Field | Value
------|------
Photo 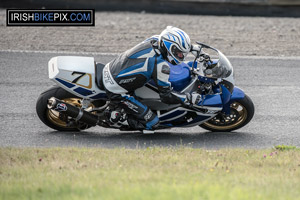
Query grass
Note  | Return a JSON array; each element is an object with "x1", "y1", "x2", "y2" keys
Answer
[
  {"x1": 0, "y1": 147, "x2": 300, "y2": 200},
  {"x1": 274, "y1": 145, "x2": 297, "y2": 151}
]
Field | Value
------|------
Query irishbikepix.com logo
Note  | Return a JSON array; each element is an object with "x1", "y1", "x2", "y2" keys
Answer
[{"x1": 7, "y1": 9, "x2": 95, "y2": 26}]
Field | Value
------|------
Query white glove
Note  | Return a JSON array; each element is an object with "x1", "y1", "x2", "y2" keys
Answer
[
  {"x1": 191, "y1": 44, "x2": 201, "y2": 52},
  {"x1": 191, "y1": 44, "x2": 201, "y2": 57},
  {"x1": 191, "y1": 45, "x2": 210, "y2": 60}
]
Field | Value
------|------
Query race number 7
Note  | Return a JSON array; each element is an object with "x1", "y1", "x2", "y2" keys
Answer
[{"x1": 71, "y1": 71, "x2": 86, "y2": 83}]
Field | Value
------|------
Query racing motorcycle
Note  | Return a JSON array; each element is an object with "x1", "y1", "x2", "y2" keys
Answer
[{"x1": 36, "y1": 42, "x2": 254, "y2": 133}]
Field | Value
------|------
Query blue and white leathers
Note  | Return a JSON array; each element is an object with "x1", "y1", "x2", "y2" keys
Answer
[{"x1": 102, "y1": 36, "x2": 188, "y2": 130}]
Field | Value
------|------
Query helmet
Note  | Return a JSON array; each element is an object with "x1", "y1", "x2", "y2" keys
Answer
[{"x1": 159, "y1": 26, "x2": 191, "y2": 65}]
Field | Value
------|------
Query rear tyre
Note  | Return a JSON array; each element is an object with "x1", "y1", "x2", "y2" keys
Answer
[
  {"x1": 200, "y1": 94, "x2": 254, "y2": 132},
  {"x1": 36, "y1": 86, "x2": 105, "y2": 131}
]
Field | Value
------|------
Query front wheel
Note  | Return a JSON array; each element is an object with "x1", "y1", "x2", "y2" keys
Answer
[{"x1": 200, "y1": 94, "x2": 254, "y2": 132}]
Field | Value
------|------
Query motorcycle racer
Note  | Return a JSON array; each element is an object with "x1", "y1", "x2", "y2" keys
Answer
[{"x1": 102, "y1": 26, "x2": 201, "y2": 130}]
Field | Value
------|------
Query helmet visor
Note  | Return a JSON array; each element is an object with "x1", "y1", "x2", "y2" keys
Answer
[{"x1": 171, "y1": 45, "x2": 186, "y2": 61}]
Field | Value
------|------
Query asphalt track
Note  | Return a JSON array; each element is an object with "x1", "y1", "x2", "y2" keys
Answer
[{"x1": 0, "y1": 51, "x2": 299, "y2": 149}]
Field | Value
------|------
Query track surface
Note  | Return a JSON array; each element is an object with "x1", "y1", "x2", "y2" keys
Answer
[{"x1": 0, "y1": 51, "x2": 299, "y2": 148}]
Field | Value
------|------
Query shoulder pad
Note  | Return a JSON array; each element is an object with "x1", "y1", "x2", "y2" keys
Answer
[{"x1": 161, "y1": 64, "x2": 170, "y2": 74}]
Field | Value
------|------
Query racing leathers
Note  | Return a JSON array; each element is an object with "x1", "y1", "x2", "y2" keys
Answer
[{"x1": 102, "y1": 36, "x2": 188, "y2": 130}]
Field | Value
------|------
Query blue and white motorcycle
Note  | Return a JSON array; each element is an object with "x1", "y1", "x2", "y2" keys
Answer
[{"x1": 36, "y1": 42, "x2": 254, "y2": 133}]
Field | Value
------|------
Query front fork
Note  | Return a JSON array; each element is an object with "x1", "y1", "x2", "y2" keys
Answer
[{"x1": 221, "y1": 85, "x2": 245, "y2": 115}]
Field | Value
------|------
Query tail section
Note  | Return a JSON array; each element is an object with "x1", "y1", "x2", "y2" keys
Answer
[{"x1": 48, "y1": 56, "x2": 107, "y2": 99}]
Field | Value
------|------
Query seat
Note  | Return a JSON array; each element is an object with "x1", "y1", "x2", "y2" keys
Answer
[{"x1": 95, "y1": 63, "x2": 105, "y2": 90}]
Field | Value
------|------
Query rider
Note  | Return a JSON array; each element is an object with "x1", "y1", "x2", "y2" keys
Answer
[{"x1": 102, "y1": 26, "x2": 201, "y2": 130}]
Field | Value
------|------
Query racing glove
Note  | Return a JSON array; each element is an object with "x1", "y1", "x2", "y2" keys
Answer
[
  {"x1": 190, "y1": 44, "x2": 201, "y2": 57},
  {"x1": 191, "y1": 44, "x2": 210, "y2": 61}
]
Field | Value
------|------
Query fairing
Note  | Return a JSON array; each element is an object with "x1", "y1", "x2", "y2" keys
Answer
[{"x1": 48, "y1": 56, "x2": 107, "y2": 99}]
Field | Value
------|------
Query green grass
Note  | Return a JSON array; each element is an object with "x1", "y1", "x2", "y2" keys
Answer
[
  {"x1": 274, "y1": 145, "x2": 297, "y2": 151},
  {"x1": 1, "y1": 147, "x2": 300, "y2": 200}
]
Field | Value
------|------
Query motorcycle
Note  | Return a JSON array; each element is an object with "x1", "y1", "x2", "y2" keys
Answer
[{"x1": 36, "y1": 42, "x2": 254, "y2": 133}]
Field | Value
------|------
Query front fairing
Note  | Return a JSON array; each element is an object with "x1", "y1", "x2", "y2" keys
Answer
[{"x1": 168, "y1": 45, "x2": 238, "y2": 113}]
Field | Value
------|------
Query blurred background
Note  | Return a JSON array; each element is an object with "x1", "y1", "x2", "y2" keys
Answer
[{"x1": 1, "y1": 0, "x2": 300, "y2": 17}]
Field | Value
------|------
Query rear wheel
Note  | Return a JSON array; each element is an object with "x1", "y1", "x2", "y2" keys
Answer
[
  {"x1": 200, "y1": 94, "x2": 254, "y2": 132},
  {"x1": 36, "y1": 86, "x2": 105, "y2": 131}
]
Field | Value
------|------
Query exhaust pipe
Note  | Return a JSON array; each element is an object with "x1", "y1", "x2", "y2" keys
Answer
[{"x1": 47, "y1": 97, "x2": 99, "y2": 126}]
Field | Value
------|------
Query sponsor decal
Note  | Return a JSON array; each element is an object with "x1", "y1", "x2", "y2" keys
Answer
[
  {"x1": 104, "y1": 68, "x2": 114, "y2": 85},
  {"x1": 144, "y1": 110, "x2": 153, "y2": 121},
  {"x1": 205, "y1": 110, "x2": 218, "y2": 114},
  {"x1": 123, "y1": 101, "x2": 139, "y2": 113},
  {"x1": 119, "y1": 77, "x2": 136, "y2": 84},
  {"x1": 7, "y1": 9, "x2": 95, "y2": 26},
  {"x1": 55, "y1": 103, "x2": 67, "y2": 111}
]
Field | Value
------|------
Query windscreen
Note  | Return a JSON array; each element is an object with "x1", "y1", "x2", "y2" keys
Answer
[
  {"x1": 202, "y1": 49, "x2": 233, "y2": 79},
  {"x1": 215, "y1": 50, "x2": 233, "y2": 78}
]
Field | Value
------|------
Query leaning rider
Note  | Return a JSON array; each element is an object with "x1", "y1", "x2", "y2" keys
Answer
[{"x1": 102, "y1": 26, "x2": 201, "y2": 130}]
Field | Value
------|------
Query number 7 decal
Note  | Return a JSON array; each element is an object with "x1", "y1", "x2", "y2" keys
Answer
[
  {"x1": 72, "y1": 71, "x2": 86, "y2": 83},
  {"x1": 71, "y1": 71, "x2": 92, "y2": 89}
]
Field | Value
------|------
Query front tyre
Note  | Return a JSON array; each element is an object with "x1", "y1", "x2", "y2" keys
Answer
[
  {"x1": 200, "y1": 94, "x2": 255, "y2": 132},
  {"x1": 36, "y1": 86, "x2": 100, "y2": 131}
]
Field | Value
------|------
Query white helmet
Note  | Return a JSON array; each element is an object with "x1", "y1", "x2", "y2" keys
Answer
[{"x1": 159, "y1": 26, "x2": 191, "y2": 65}]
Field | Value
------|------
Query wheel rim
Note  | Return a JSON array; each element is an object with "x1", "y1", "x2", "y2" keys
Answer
[
  {"x1": 46, "y1": 98, "x2": 94, "y2": 129},
  {"x1": 202, "y1": 101, "x2": 248, "y2": 131}
]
